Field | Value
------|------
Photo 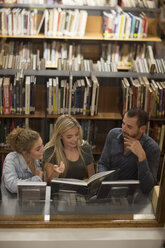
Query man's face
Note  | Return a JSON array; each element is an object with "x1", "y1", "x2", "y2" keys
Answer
[{"x1": 122, "y1": 113, "x2": 142, "y2": 139}]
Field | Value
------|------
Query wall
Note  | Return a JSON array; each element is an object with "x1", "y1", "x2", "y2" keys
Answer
[{"x1": 0, "y1": 227, "x2": 164, "y2": 248}]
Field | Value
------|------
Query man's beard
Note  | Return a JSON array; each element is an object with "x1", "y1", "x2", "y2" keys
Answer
[{"x1": 122, "y1": 130, "x2": 140, "y2": 139}]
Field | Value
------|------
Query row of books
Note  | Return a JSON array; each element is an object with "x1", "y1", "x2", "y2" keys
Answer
[
  {"x1": 0, "y1": 7, "x2": 88, "y2": 37},
  {"x1": 96, "y1": 59, "x2": 118, "y2": 72},
  {"x1": 132, "y1": 58, "x2": 165, "y2": 74},
  {"x1": 147, "y1": 123, "x2": 165, "y2": 152},
  {"x1": 131, "y1": 45, "x2": 165, "y2": 74},
  {"x1": 0, "y1": 73, "x2": 99, "y2": 116},
  {"x1": 101, "y1": 43, "x2": 149, "y2": 67},
  {"x1": 1, "y1": 0, "x2": 47, "y2": 3},
  {"x1": 1, "y1": 74, "x2": 165, "y2": 118},
  {"x1": 121, "y1": 77, "x2": 165, "y2": 118},
  {"x1": 103, "y1": 8, "x2": 148, "y2": 39},
  {"x1": 46, "y1": 75, "x2": 99, "y2": 116},
  {"x1": 43, "y1": 42, "x2": 83, "y2": 68},
  {"x1": 0, "y1": 0, "x2": 158, "y2": 8},
  {"x1": 1, "y1": 40, "x2": 162, "y2": 70},
  {"x1": 3, "y1": 52, "x2": 163, "y2": 72},
  {"x1": 53, "y1": 0, "x2": 159, "y2": 8},
  {"x1": 0, "y1": 73, "x2": 36, "y2": 115},
  {"x1": 0, "y1": 53, "x2": 46, "y2": 70},
  {"x1": 120, "y1": 0, "x2": 158, "y2": 8}
]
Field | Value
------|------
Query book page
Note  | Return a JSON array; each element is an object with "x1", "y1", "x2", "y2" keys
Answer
[{"x1": 87, "y1": 170, "x2": 115, "y2": 185}]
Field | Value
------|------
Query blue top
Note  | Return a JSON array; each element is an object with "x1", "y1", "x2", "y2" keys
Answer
[
  {"x1": 2, "y1": 152, "x2": 43, "y2": 194},
  {"x1": 98, "y1": 128, "x2": 160, "y2": 194}
]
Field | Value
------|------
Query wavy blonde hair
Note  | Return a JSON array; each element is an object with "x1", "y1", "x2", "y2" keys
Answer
[{"x1": 45, "y1": 114, "x2": 85, "y2": 177}]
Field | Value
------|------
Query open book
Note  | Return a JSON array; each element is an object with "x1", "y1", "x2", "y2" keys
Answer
[{"x1": 50, "y1": 170, "x2": 116, "y2": 198}]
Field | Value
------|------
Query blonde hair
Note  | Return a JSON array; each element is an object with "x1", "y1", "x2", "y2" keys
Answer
[
  {"x1": 6, "y1": 127, "x2": 40, "y2": 154},
  {"x1": 45, "y1": 114, "x2": 84, "y2": 177}
]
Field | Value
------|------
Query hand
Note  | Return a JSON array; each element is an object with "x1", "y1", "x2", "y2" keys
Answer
[
  {"x1": 35, "y1": 168, "x2": 43, "y2": 179},
  {"x1": 124, "y1": 136, "x2": 146, "y2": 162},
  {"x1": 53, "y1": 161, "x2": 65, "y2": 174}
]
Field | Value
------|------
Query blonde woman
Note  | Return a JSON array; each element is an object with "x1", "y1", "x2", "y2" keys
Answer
[
  {"x1": 44, "y1": 114, "x2": 95, "y2": 183},
  {"x1": 2, "y1": 127, "x2": 44, "y2": 194}
]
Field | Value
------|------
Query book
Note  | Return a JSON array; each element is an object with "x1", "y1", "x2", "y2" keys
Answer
[
  {"x1": 146, "y1": 45, "x2": 156, "y2": 73},
  {"x1": 151, "y1": 80, "x2": 158, "y2": 117},
  {"x1": 3, "y1": 77, "x2": 11, "y2": 114},
  {"x1": 29, "y1": 76, "x2": 36, "y2": 114},
  {"x1": 17, "y1": 181, "x2": 47, "y2": 202},
  {"x1": 156, "y1": 82, "x2": 163, "y2": 117},
  {"x1": 50, "y1": 170, "x2": 116, "y2": 199},
  {"x1": 25, "y1": 76, "x2": 30, "y2": 114},
  {"x1": 159, "y1": 124, "x2": 165, "y2": 152},
  {"x1": 0, "y1": 77, "x2": 3, "y2": 114},
  {"x1": 77, "y1": 10, "x2": 88, "y2": 37},
  {"x1": 142, "y1": 76, "x2": 150, "y2": 112},
  {"x1": 83, "y1": 77, "x2": 92, "y2": 116},
  {"x1": 160, "y1": 81, "x2": 165, "y2": 117},
  {"x1": 97, "y1": 180, "x2": 140, "y2": 201},
  {"x1": 90, "y1": 75, "x2": 99, "y2": 116}
]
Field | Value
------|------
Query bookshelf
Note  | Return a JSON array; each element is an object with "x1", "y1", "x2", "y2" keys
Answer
[{"x1": 0, "y1": 3, "x2": 165, "y2": 173}]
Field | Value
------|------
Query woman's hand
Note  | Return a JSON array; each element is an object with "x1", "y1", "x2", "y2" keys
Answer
[
  {"x1": 53, "y1": 161, "x2": 65, "y2": 174},
  {"x1": 44, "y1": 161, "x2": 65, "y2": 182}
]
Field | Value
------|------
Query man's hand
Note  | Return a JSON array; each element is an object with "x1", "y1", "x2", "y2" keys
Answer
[{"x1": 124, "y1": 136, "x2": 146, "y2": 162}]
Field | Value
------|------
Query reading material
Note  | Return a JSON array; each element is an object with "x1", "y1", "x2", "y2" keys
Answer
[
  {"x1": 51, "y1": 170, "x2": 116, "y2": 198},
  {"x1": 17, "y1": 181, "x2": 47, "y2": 201},
  {"x1": 97, "y1": 180, "x2": 140, "y2": 201}
]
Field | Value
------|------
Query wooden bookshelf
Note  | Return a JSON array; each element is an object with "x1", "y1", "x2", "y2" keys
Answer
[
  {"x1": 0, "y1": 4, "x2": 164, "y2": 164},
  {"x1": 0, "y1": 2, "x2": 165, "y2": 228}
]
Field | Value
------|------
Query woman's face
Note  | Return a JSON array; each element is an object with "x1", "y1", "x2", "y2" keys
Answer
[
  {"x1": 61, "y1": 126, "x2": 80, "y2": 149},
  {"x1": 29, "y1": 137, "x2": 44, "y2": 160}
]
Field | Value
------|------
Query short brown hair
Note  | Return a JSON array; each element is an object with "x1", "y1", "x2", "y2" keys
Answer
[{"x1": 127, "y1": 108, "x2": 148, "y2": 127}]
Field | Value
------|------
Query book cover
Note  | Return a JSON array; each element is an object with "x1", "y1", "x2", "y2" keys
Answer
[
  {"x1": 17, "y1": 181, "x2": 47, "y2": 201},
  {"x1": 90, "y1": 75, "x2": 99, "y2": 116},
  {"x1": 148, "y1": 86, "x2": 153, "y2": 119},
  {"x1": 25, "y1": 76, "x2": 30, "y2": 115},
  {"x1": 159, "y1": 124, "x2": 165, "y2": 152},
  {"x1": 160, "y1": 81, "x2": 165, "y2": 117},
  {"x1": 97, "y1": 180, "x2": 140, "y2": 202},
  {"x1": 68, "y1": 74, "x2": 72, "y2": 115},
  {"x1": 151, "y1": 80, "x2": 158, "y2": 117},
  {"x1": 146, "y1": 45, "x2": 156, "y2": 73},
  {"x1": 156, "y1": 82, "x2": 163, "y2": 117},
  {"x1": 128, "y1": 12, "x2": 136, "y2": 38},
  {"x1": 122, "y1": 77, "x2": 130, "y2": 114},
  {"x1": 30, "y1": 76, "x2": 36, "y2": 114},
  {"x1": 0, "y1": 77, "x2": 3, "y2": 114},
  {"x1": 3, "y1": 77, "x2": 11, "y2": 114},
  {"x1": 77, "y1": 10, "x2": 88, "y2": 37}
]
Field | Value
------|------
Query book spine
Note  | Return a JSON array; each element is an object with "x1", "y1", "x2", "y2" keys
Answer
[{"x1": 3, "y1": 77, "x2": 11, "y2": 114}]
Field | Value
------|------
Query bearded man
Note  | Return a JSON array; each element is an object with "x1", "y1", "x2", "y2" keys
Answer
[{"x1": 98, "y1": 108, "x2": 160, "y2": 194}]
